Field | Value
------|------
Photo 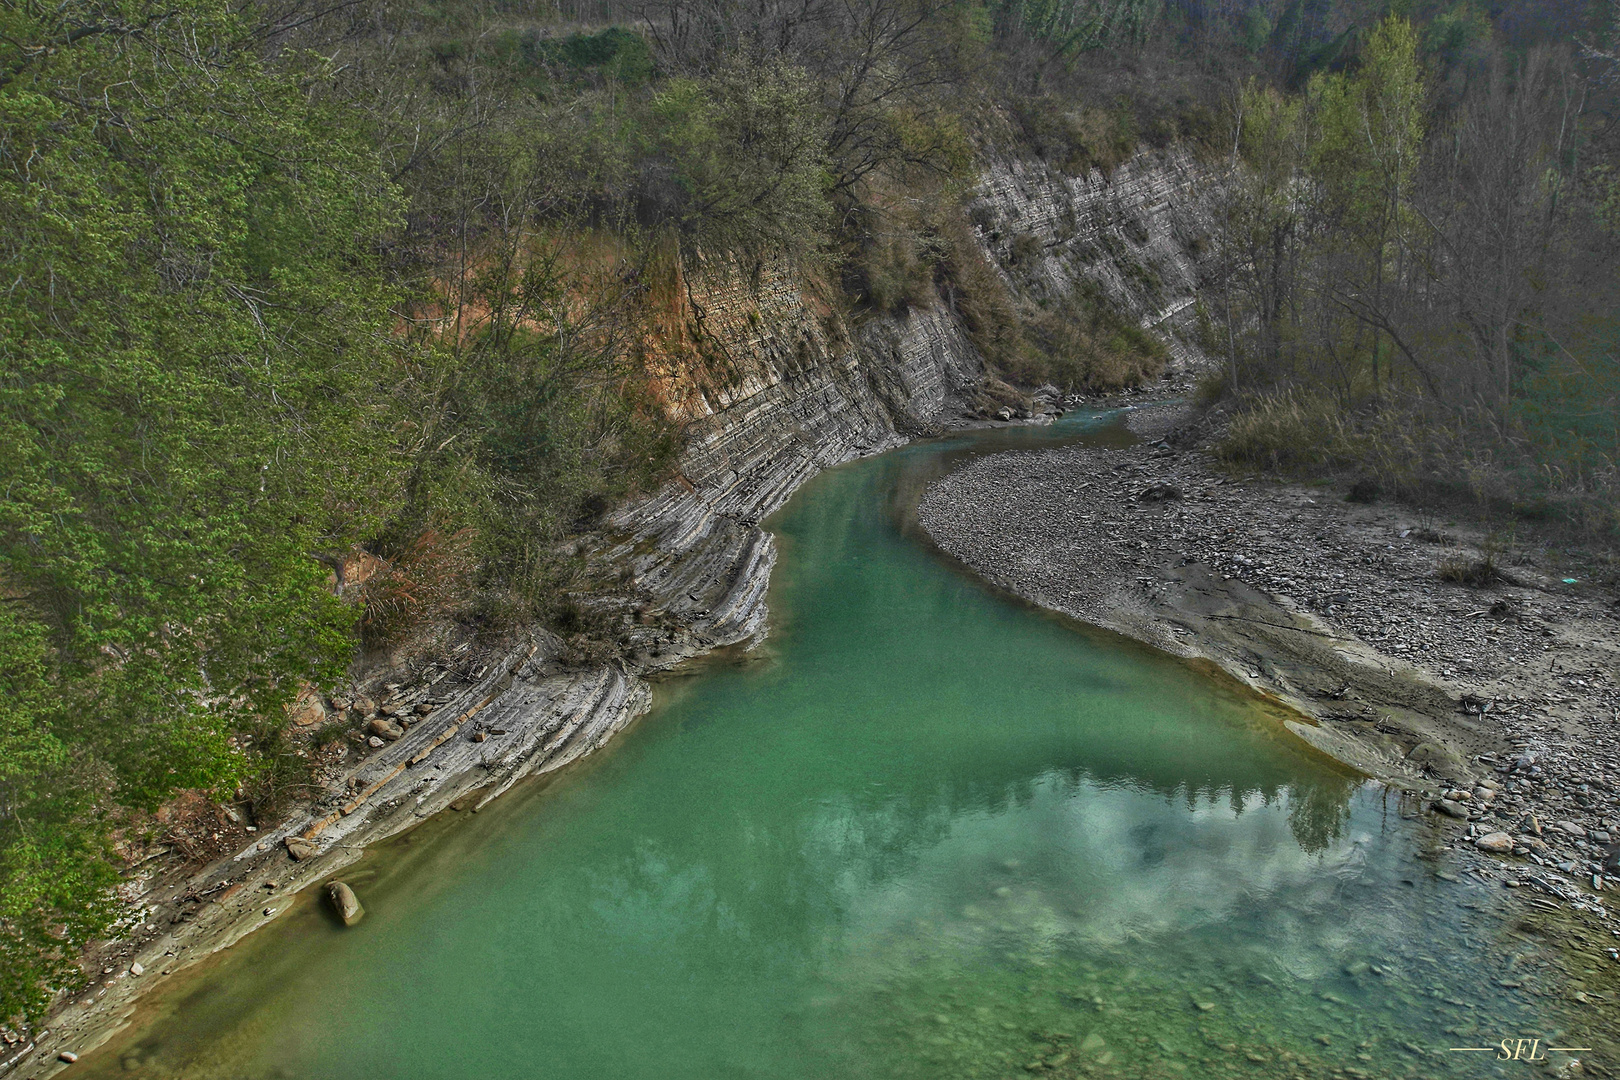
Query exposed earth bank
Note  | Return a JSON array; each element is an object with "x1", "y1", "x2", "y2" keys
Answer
[{"x1": 919, "y1": 400, "x2": 1620, "y2": 1066}]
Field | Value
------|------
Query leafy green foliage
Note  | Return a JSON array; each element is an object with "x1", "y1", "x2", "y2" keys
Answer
[
  {"x1": 1, "y1": 0, "x2": 402, "y2": 1021},
  {"x1": 0, "y1": 606, "x2": 121, "y2": 1025},
  {"x1": 647, "y1": 60, "x2": 831, "y2": 258},
  {"x1": 999, "y1": 0, "x2": 1160, "y2": 57}
]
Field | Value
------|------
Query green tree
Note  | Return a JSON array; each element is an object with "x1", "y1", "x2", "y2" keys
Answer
[
  {"x1": 1307, "y1": 14, "x2": 1429, "y2": 396},
  {"x1": 1221, "y1": 79, "x2": 1309, "y2": 388},
  {"x1": 648, "y1": 59, "x2": 832, "y2": 258},
  {"x1": 1, "y1": 0, "x2": 402, "y2": 1022}
]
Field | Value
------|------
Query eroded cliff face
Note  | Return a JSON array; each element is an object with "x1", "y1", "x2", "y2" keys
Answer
[
  {"x1": 241, "y1": 151, "x2": 1225, "y2": 852},
  {"x1": 609, "y1": 267, "x2": 984, "y2": 650},
  {"x1": 609, "y1": 145, "x2": 1222, "y2": 652},
  {"x1": 972, "y1": 146, "x2": 1221, "y2": 371},
  {"x1": 16, "y1": 146, "x2": 1222, "y2": 1078}
]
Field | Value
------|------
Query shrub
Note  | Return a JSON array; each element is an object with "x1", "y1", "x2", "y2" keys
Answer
[
  {"x1": 1002, "y1": 280, "x2": 1168, "y2": 393},
  {"x1": 1437, "y1": 554, "x2": 1504, "y2": 587}
]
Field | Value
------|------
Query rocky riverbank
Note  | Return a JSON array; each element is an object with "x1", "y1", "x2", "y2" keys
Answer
[{"x1": 919, "y1": 399, "x2": 1620, "y2": 1062}]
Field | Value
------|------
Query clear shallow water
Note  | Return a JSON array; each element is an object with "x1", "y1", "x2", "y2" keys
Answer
[{"x1": 88, "y1": 413, "x2": 1573, "y2": 1079}]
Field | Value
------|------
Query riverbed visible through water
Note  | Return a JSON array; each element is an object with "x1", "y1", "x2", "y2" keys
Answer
[{"x1": 81, "y1": 411, "x2": 1582, "y2": 1079}]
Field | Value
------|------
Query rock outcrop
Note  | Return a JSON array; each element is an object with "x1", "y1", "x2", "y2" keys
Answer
[{"x1": 971, "y1": 146, "x2": 1221, "y2": 372}]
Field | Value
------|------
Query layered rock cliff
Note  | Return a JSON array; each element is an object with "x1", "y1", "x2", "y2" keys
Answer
[{"x1": 972, "y1": 145, "x2": 1220, "y2": 372}]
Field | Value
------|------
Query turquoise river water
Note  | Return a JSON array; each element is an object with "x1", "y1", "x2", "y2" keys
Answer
[{"x1": 82, "y1": 411, "x2": 1584, "y2": 1079}]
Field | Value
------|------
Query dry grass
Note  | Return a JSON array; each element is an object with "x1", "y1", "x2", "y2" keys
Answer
[
  {"x1": 1437, "y1": 553, "x2": 1505, "y2": 587},
  {"x1": 358, "y1": 526, "x2": 478, "y2": 650},
  {"x1": 1004, "y1": 283, "x2": 1168, "y2": 394},
  {"x1": 1215, "y1": 387, "x2": 1620, "y2": 546}
]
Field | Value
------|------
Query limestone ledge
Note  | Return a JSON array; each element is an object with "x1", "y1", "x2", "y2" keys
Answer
[{"x1": 972, "y1": 146, "x2": 1223, "y2": 371}]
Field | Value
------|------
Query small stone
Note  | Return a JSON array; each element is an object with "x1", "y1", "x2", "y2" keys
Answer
[
  {"x1": 128, "y1": 962, "x2": 143, "y2": 977},
  {"x1": 1556, "y1": 821, "x2": 1586, "y2": 837},
  {"x1": 415, "y1": 702, "x2": 434, "y2": 715},
  {"x1": 1475, "y1": 832, "x2": 1515, "y2": 853},
  {"x1": 367, "y1": 735, "x2": 385, "y2": 748},
  {"x1": 354, "y1": 696, "x2": 377, "y2": 718},
  {"x1": 284, "y1": 836, "x2": 316, "y2": 861},
  {"x1": 325, "y1": 881, "x2": 364, "y2": 926},
  {"x1": 60, "y1": 1051, "x2": 78, "y2": 1063},
  {"x1": 1433, "y1": 799, "x2": 1468, "y2": 819},
  {"x1": 1344, "y1": 961, "x2": 1370, "y2": 976}
]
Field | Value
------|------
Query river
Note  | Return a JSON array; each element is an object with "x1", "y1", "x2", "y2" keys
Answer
[{"x1": 81, "y1": 410, "x2": 1570, "y2": 1079}]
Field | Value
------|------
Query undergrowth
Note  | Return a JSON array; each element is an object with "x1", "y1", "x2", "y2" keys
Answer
[{"x1": 1215, "y1": 388, "x2": 1620, "y2": 544}]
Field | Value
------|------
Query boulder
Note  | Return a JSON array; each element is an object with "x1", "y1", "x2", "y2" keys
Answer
[
  {"x1": 284, "y1": 836, "x2": 316, "y2": 861},
  {"x1": 1432, "y1": 799, "x2": 1469, "y2": 820},
  {"x1": 285, "y1": 682, "x2": 327, "y2": 728},
  {"x1": 1475, "y1": 832, "x2": 1514, "y2": 854},
  {"x1": 367, "y1": 717, "x2": 404, "y2": 741},
  {"x1": 326, "y1": 881, "x2": 364, "y2": 926}
]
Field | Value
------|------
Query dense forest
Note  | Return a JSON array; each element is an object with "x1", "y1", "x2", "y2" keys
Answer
[{"x1": 2, "y1": 0, "x2": 1616, "y2": 1028}]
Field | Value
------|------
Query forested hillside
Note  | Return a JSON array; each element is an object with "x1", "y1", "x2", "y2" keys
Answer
[
  {"x1": 3, "y1": 0, "x2": 1616, "y2": 1029},
  {"x1": 1210, "y1": 1, "x2": 1620, "y2": 542}
]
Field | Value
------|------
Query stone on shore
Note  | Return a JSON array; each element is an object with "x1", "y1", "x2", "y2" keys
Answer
[
  {"x1": 284, "y1": 836, "x2": 316, "y2": 861},
  {"x1": 367, "y1": 717, "x2": 404, "y2": 741},
  {"x1": 1475, "y1": 832, "x2": 1514, "y2": 853}
]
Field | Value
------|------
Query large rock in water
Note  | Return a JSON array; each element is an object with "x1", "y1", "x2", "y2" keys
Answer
[{"x1": 326, "y1": 881, "x2": 364, "y2": 926}]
